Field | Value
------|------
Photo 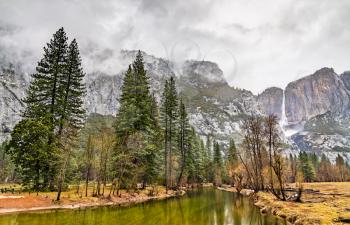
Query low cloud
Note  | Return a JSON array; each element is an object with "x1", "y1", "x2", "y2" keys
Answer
[{"x1": 1, "y1": 0, "x2": 350, "y2": 93}]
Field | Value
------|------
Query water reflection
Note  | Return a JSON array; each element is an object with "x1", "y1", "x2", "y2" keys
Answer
[{"x1": 0, "y1": 189, "x2": 285, "y2": 225}]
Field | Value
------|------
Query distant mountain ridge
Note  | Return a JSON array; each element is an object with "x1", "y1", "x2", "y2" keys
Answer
[{"x1": 1, "y1": 50, "x2": 349, "y2": 162}]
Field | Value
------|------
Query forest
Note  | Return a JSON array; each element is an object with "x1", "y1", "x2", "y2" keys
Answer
[{"x1": 0, "y1": 27, "x2": 350, "y2": 204}]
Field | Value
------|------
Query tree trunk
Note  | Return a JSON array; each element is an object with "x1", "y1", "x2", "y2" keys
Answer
[
  {"x1": 169, "y1": 118, "x2": 172, "y2": 188},
  {"x1": 35, "y1": 161, "x2": 40, "y2": 196},
  {"x1": 85, "y1": 166, "x2": 90, "y2": 197},
  {"x1": 56, "y1": 151, "x2": 70, "y2": 201},
  {"x1": 76, "y1": 181, "x2": 80, "y2": 194},
  {"x1": 56, "y1": 176, "x2": 63, "y2": 201},
  {"x1": 177, "y1": 120, "x2": 185, "y2": 189},
  {"x1": 164, "y1": 118, "x2": 168, "y2": 193}
]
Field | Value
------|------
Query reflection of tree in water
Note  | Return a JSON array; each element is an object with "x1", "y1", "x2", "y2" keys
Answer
[
  {"x1": 232, "y1": 194, "x2": 244, "y2": 225},
  {"x1": 231, "y1": 193, "x2": 279, "y2": 225},
  {"x1": 213, "y1": 190, "x2": 225, "y2": 225},
  {"x1": 160, "y1": 190, "x2": 284, "y2": 225},
  {"x1": 176, "y1": 198, "x2": 184, "y2": 224},
  {"x1": 3, "y1": 189, "x2": 286, "y2": 225}
]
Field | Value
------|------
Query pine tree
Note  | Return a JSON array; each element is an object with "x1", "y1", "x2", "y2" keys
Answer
[
  {"x1": 187, "y1": 128, "x2": 205, "y2": 184},
  {"x1": 186, "y1": 127, "x2": 198, "y2": 183},
  {"x1": 24, "y1": 27, "x2": 68, "y2": 127},
  {"x1": 227, "y1": 139, "x2": 238, "y2": 166},
  {"x1": 20, "y1": 27, "x2": 70, "y2": 190},
  {"x1": 213, "y1": 141, "x2": 223, "y2": 186},
  {"x1": 6, "y1": 119, "x2": 53, "y2": 193},
  {"x1": 115, "y1": 65, "x2": 138, "y2": 135},
  {"x1": 142, "y1": 94, "x2": 162, "y2": 187},
  {"x1": 55, "y1": 39, "x2": 86, "y2": 200},
  {"x1": 132, "y1": 51, "x2": 153, "y2": 131},
  {"x1": 204, "y1": 134, "x2": 213, "y2": 183},
  {"x1": 298, "y1": 152, "x2": 315, "y2": 182},
  {"x1": 198, "y1": 139, "x2": 207, "y2": 182},
  {"x1": 58, "y1": 39, "x2": 86, "y2": 134},
  {"x1": 177, "y1": 98, "x2": 191, "y2": 186},
  {"x1": 309, "y1": 153, "x2": 319, "y2": 177},
  {"x1": 114, "y1": 50, "x2": 158, "y2": 189},
  {"x1": 115, "y1": 51, "x2": 153, "y2": 134},
  {"x1": 0, "y1": 141, "x2": 14, "y2": 183},
  {"x1": 161, "y1": 76, "x2": 178, "y2": 190}
]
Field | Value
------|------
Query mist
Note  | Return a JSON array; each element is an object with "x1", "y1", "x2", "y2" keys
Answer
[{"x1": 1, "y1": 0, "x2": 350, "y2": 93}]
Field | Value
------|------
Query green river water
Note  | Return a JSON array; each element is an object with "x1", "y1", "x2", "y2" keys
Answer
[{"x1": 0, "y1": 189, "x2": 286, "y2": 225}]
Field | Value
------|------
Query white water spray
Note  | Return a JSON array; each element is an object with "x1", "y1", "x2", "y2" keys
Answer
[
  {"x1": 280, "y1": 90, "x2": 303, "y2": 137},
  {"x1": 280, "y1": 90, "x2": 288, "y2": 132}
]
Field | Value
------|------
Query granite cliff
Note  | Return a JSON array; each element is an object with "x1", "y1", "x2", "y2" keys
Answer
[{"x1": 1, "y1": 51, "x2": 350, "y2": 161}]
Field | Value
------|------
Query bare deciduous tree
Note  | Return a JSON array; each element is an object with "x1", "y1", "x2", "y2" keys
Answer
[
  {"x1": 239, "y1": 115, "x2": 266, "y2": 191},
  {"x1": 265, "y1": 115, "x2": 287, "y2": 201}
]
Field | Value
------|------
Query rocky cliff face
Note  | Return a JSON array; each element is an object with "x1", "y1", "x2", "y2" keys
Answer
[
  {"x1": 285, "y1": 68, "x2": 350, "y2": 123},
  {"x1": 82, "y1": 52, "x2": 264, "y2": 144},
  {"x1": 85, "y1": 50, "x2": 174, "y2": 115},
  {"x1": 0, "y1": 50, "x2": 261, "y2": 144},
  {"x1": 257, "y1": 87, "x2": 283, "y2": 119},
  {"x1": 340, "y1": 71, "x2": 350, "y2": 90},
  {"x1": 0, "y1": 63, "x2": 27, "y2": 142},
  {"x1": 180, "y1": 60, "x2": 227, "y2": 87},
  {"x1": 1, "y1": 50, "x2": 350, "y2": 161}
]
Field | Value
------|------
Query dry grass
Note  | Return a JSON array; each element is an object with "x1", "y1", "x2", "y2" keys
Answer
[
  {"x1": 0, "y1": 184, "x2": 178, "y2": 214},
  {"x1": 255, "y1": 182, "x2": 350, "y2": 225}
]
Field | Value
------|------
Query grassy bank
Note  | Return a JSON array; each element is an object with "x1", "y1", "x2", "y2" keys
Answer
[
  {"x1": 220, "y1": 182, "x2": 350, "y2": 225},
  {"x1": 255, "y1": 182, "x2": 350, "y2": 225},
  {"x1": 0, "y1": 184, "x2": 184, "y2": 214}
]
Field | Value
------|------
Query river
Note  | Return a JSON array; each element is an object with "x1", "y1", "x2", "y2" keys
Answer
[{"x1": 0, "y1": 189, "x2": 286, "y2": 225}]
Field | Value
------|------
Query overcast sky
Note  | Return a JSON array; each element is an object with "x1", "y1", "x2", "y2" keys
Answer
[{"x1": 1, "y1": 0, "x2": 350, "y2": 93}]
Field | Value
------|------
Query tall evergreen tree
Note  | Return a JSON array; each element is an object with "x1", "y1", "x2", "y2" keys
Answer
[
  {"x1": 213, "y1": 141, "x2": 223, "y2": 186},
  {"x1": 19, "y1": 28, "x2": 70, "y2": 190},
  {"x1": 142, "y1": 94, "x2": 162, "y2": 187},
  {"x1": 198, "y1": 138, "x2": 207, "y2": 182},
  {"x1": 309, "y1": 153, "x2": 319, "y2": 177},
  {"x1": 177, "y1": 98, "x2": 191, "y2": 186},
  {"x1": 132, "y1": 51, "x2": 153, "y2": 131},
  {"x1": 115, "y1": 51, "x2": 154, "y2": 134},
  {"x1": 227, "y1": 139, "x2": 238, "y2": 166},
  {"x1": 204, "y1": 134, "x2": 213, "y2": 182},
  {"x1": 161, "y1": 76, "x2": 178, "y2": 190},
  {"x1": 187, "y1": 128, "x2": 204, "y2": 184},
  {"x1": 58, "y1": 39, "x2": 86, "y2": 134},
  {"x1": 24, "y1": 27, "x2": 68, "y2": 127},
  {"x1": 225, "y1": 139, "x2": 238, "y2": 185},
  {"x1": 11, "y1": 27, "x2": 86, "y2": 196},
  {"x1": 114, "y1": 50, "x2": 158, "y2": 189},
  {"x1": 6, "y1": 119, "x2": 53, "y2": 193},
  {"x1": 115, "y1": 65, "x2": 138, "y2": 135},
  {"x1": 298, "y1": 152, "x2": 315, "y2": 182},
  {"x1": 56, "y1": 39, "x2": 86, "y2": 200}
]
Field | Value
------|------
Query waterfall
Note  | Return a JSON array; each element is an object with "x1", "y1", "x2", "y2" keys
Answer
[
  {"x1": 280, "y1": 90, "x2": 288, "y2": 131},
  {"x1": 280, "y1": 89, "x2": 302, "y2": 137}
]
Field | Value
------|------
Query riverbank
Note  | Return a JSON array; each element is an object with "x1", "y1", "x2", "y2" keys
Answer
[
  {"x1": 220, "y1": 182, "x2": 350, "y2": 225},
  {"x1": 0, "y1": 185, "x2": 184, "y2": 215}
]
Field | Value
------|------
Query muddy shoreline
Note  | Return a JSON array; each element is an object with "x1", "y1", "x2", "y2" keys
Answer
[
  {"x1": 218, "y1": 186, "x2": 295, "y2": 224},
  {"x1": 0, "y1": 190, "x2": 185, "y2": 215}
]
